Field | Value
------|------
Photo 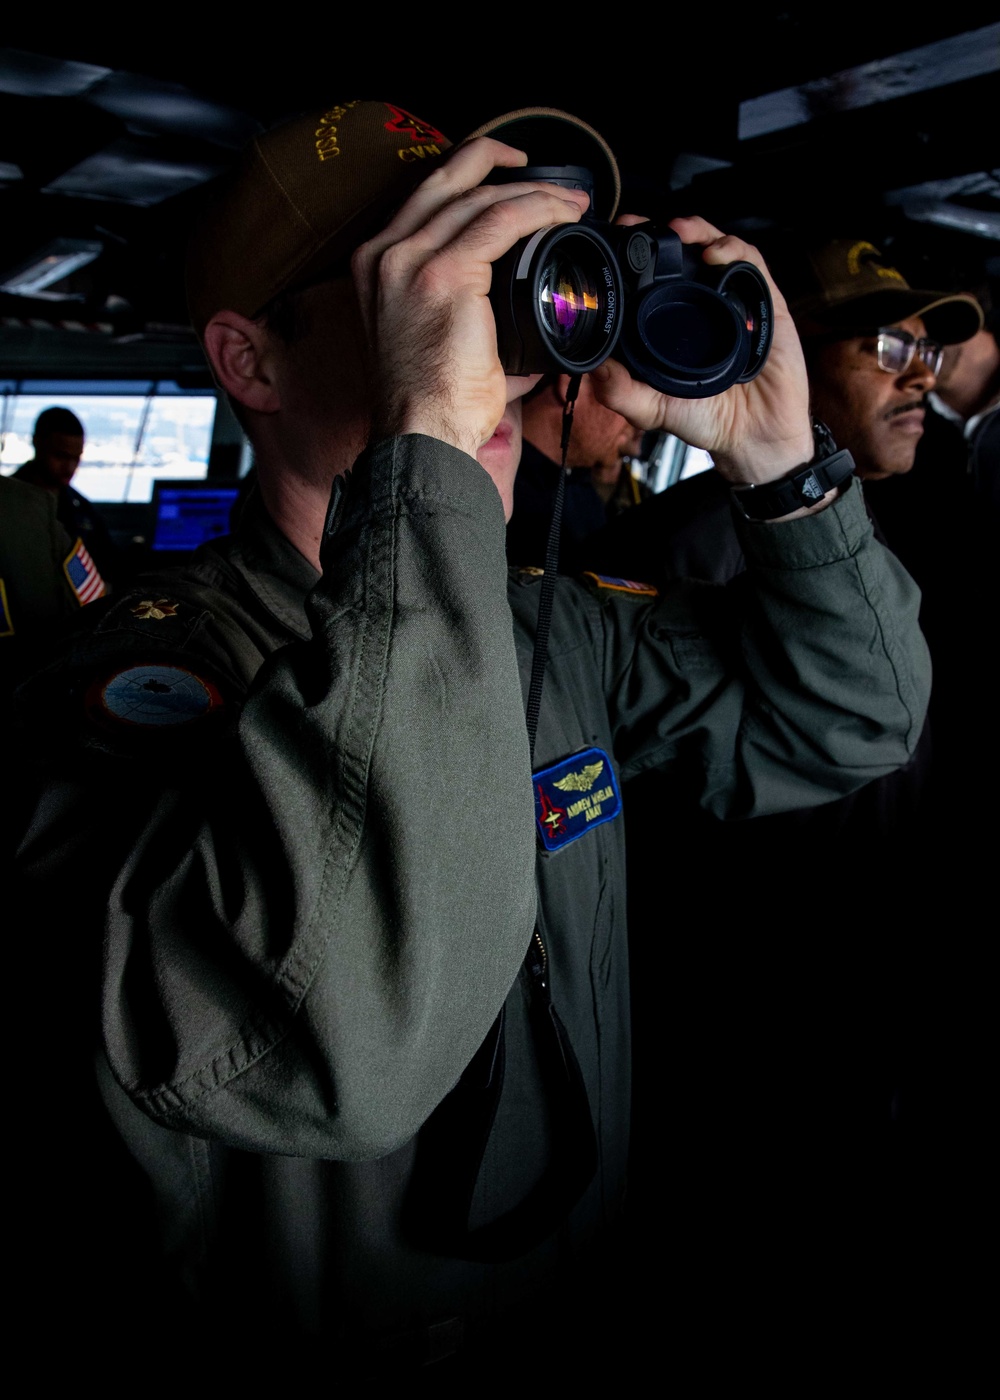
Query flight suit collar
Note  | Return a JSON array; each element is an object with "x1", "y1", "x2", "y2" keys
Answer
[{"x1": 223, "y1": 486, "x2": 319, "y2": 642}]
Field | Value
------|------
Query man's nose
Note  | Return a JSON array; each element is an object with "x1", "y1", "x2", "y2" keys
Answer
[{"x1": 899, "y1": 354, "x2": 936, "y2": 392}]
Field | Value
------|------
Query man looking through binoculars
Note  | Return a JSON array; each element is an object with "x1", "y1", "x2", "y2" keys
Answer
[{"x1": 13, "y1": 102, "x2": 930, "y2": 1373}]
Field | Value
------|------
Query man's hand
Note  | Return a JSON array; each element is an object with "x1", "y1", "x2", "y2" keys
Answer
[
  {"x1": 352, "y1": 138, "x2": 589, "y2": 461},
  {"x1": 592, "y1": 216, "x2": 815, "y2": 486}
]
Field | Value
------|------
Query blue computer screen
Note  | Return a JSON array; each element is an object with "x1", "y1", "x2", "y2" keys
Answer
[{"x1": 152, "y1": 483, "x2": 240, "y2": 552}]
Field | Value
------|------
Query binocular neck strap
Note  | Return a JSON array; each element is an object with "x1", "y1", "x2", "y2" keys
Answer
[{"x1": 525, "y1": 373, "x2": 581, "y2": 766}]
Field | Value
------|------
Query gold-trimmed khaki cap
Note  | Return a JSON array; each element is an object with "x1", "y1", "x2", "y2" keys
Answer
[
  {"x1": 185, "y1": 99, "x2": 622, "y2": 337},
  {"x1": 788, "y1": 239, "x2": 983, "y2": 344},
  {"x1": 185, "y1": 101, "x2": 453, "y2": 336}
]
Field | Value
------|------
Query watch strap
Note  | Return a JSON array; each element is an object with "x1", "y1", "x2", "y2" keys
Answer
[{"x1": 731, "y1": 422, "x2": 855, "y2": 521}]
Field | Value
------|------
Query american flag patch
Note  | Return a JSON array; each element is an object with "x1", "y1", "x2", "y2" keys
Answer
[
  {"x1": 581, "y1": 572, "x2": 658, "y2": 598},
  {"x1": 63, "y1": 538, "x2": 106, "y2": 606}
]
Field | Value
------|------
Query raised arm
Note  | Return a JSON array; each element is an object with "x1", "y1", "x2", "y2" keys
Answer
[
  {"x1": 584, "y1": 476, "x2": 931, "y2": 816},
  {"x1": 580, "y1": 218, "x2": 930, "y2": 811}
]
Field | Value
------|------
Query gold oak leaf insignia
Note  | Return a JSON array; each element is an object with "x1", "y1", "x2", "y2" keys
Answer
[
  {"x1": 131, "y1": 598, "x2": 179, "y2": 621},
  {"x1": 553, "y1": 760, "x2": 605, "y2": 793}
]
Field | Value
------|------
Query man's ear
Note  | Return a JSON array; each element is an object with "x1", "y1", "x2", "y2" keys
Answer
[{"x1": 203, "y1": 311, "x2": 281, "y2": 414}]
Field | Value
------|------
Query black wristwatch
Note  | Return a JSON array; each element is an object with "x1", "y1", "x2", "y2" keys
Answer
[{"x1": 731, "y1": 421, "x2": 855, "y2": 521}]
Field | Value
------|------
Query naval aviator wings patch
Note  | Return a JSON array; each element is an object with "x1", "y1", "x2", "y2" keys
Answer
[{"x1": 533, "y1": 746, "x2": 622, "y2": 853}]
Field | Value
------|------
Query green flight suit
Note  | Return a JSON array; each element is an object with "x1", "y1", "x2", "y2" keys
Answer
[
  {"x1": 0, "y1": 474, "x2": 80, "y2": 696},
  {"x1": 13, "y1": 433, "x2": 929, "y2": 1360}
]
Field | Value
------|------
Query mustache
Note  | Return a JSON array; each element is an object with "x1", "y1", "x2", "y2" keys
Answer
[{"x1": 884, "y1": 397, "x2": 928, "y2": 421}]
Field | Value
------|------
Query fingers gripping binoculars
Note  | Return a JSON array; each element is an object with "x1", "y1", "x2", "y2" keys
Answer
[{"x1": 488, "y1": 166, "x2": 773, "y2": 398}]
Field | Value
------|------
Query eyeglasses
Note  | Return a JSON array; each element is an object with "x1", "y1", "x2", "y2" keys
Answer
[{"x1": 876, "y1": 328, "x2": 943, "y2": 377}]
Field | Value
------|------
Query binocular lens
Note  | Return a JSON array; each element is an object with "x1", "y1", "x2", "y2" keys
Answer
[
  {"x1": 535, "y1": 235, "x2": 616, "y2": 367},
  {"x1": 637, "y1": 287, "x2": 740, "y2": 375},
  {"x1": 489, "y1": 216, "x2": 622, "y2": 377},
  {"x1": 491, "y1": 192, "x2": 773, "y2": 392}
]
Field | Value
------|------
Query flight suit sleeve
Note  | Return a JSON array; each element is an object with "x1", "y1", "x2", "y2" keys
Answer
[
  {"x1": 17, "y1": 436, "x2": 537, "y2": 1160},
  {"x1": 0, "y1": 479, "x2": 81, "y2": 636},
  {"x1": 596, "y1": 477, "x2": 931, "y2": 817}
]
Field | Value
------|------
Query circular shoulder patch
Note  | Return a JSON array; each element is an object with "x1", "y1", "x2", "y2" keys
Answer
[{"x1": 86, "y1": 664, "x2": 224, "y2": 728}]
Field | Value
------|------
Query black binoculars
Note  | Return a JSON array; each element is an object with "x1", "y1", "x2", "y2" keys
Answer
[{"x1": 488, "y1": 166, "x2": 773, "y2": 398}]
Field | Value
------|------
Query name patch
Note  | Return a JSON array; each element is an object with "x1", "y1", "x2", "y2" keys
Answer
[{"x1": 533, "y1": 746, "x2": 622, "y2": 853}]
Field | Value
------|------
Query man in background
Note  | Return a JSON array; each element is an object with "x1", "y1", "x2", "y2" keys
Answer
[
  {"x1": 922, "y1": 277, "x2": 998, "y2": 504},
  {"x1": 0, "y1": 473, "x2": 86, "y2": 698},
  {"x1": 14, "y1": 405, "x2": 119, "y2": 585},
  {"x1": 507, "y1": 372, "x2": 647, "y2": 571}
]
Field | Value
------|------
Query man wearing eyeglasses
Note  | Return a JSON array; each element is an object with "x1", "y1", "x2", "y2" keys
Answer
[
  {"x1": 790, "y1": 240, "x2": 981, "y2": 483},
  {"x1": 806, "y1": 320, "x2": 940, "y2": 480}
]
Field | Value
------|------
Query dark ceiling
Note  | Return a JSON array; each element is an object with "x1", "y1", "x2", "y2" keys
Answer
[{"x1": 1, "y1": 11, "x2": 998, "y2": 379}]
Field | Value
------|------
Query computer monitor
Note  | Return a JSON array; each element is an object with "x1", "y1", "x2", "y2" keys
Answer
[{"x1": 150, "y1": 480, "x2": 241, "y2": 552}]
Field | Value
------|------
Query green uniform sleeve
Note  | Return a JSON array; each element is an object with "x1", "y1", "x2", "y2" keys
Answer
[
  {"x1": 0, "y1": 476, "x2": 79, "y2": 635},
  {"x1": 596, "y1": 477, "x2": 931, "y2": 816},
  {"x1": 18, "y1": 436, "x2": 537, "y2": 1160}
]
